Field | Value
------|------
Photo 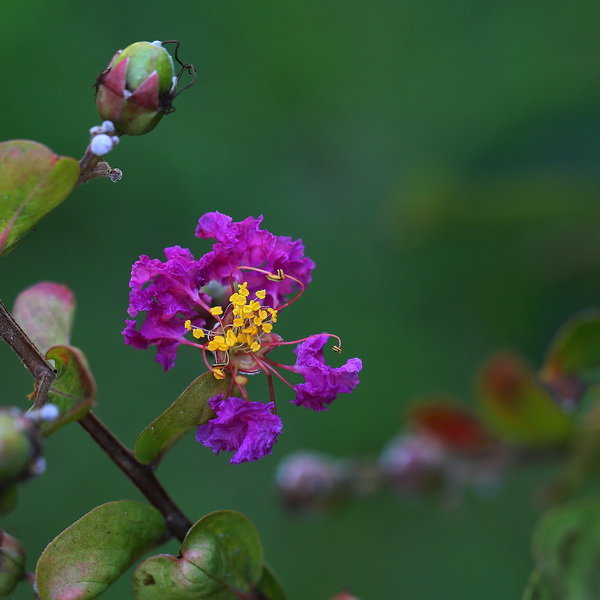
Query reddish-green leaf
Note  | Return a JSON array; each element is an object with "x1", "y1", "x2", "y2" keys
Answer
[
  {"x1": 131, "y1": 510, "x2": 264, "y2": 600},
  {"x1": 0, "y1": 141, "x2": 79, "y2": 255},
  {"x1": 476, "y1": 354, "x2": 573, "y2": 446},
  {"x1": 13, "y1": 282, "x2": 75, "y2": 354},
  {"x1": 36, "y1": 501, "x2": 167, "y2": 600},
  {"x1": 134, "y1": 372, "x2": 228, "y2": 465},
  {"x1": 409, "y1": 399, "x2": 490, "y2": 453},
  {"x1": 41, "y1": 345, "x2": 95, "y2": 436},
  {"x1": 541, "y1": 312, "x2": 600, "y2": 407}
]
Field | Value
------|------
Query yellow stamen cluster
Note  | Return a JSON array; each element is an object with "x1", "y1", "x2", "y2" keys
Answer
[{"x1": 184, "y1": 282, "x2": 278, "y2": 360}]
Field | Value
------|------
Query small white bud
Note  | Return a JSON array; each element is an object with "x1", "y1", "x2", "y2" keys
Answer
[
  {"x1": 111, "y1": 136, "x2": 120, "y2": 145},
  {"x1": 109, "y1": 168, "x2": 123, "y2": 183},
  {"x1": 101, "y1": 120, "x2": 115, "y2": 133},
  {"x1": 38, "y1": 404, "x2": 60, "y2": 422},
  {"x1": 151, "y1": 40, "x2": 163, "y2": 46},
  {"x1": 90, "y1": 134, "x2": 114, "y2": 156},
  {"x1": 171, "y1": 75, "x2": 178, "y2": 92},
  {"x1": 89, "y1": 125, "x2": 102, "y2": 135},
  {"x1": 30, "y1": 457, "x2": 46, "y2": 477}
]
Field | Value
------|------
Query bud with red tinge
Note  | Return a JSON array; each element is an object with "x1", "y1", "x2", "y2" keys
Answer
[{"x1": 96, "y1": 41, "x2": 178, "y2": 136}]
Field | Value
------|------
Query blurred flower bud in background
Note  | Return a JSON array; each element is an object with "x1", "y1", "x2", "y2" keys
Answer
[
  {"x1": 0, "y1": 531, "x2": 25, "y2": 595},
  {"x1": 96, "y1": 41, "x2": 190, "y2": 136},
  {"x1": 276, "y1": 452, "x2": 344, "y2": 513},
  {"x1": 379, "y1": 433, "x2": 445, "y2": 494}
]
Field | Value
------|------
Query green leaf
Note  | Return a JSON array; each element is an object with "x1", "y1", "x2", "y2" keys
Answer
[
  {"x1": 13, "y1": 282, "x2": 75, "y2": 354},
  {"x1": 36, "y1": 500, "x2": 167, "y2": 600},
  {"x1": 522, "y1": 569, "x2": 559, "y2": 600},
  {"x1": 0, "y1": 140, "x2": 79, "y2": 255},
  {"x1": 256, "y1": 565, "x2": 287, "y2": 600},
  {"x1": 40, "y1": 345, "x2": 95, "y2": 436},
  {"x1": 134, "y1": 372, "x2": 228, "y2": 464},
  {"x1": 541, "y1": 311, "x2": 600, "y2": 406},
  {"x1": 529, "y1": 498, "x2": 600, "y2": 599},
  {"x1": 132, "y1": 510, "x2": 264, "y2": 600},
  {"x1": 476, "y1": 353, "x2": 573, "y2": 446}
]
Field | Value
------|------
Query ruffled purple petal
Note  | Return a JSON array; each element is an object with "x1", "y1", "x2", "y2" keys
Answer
[
  {"x1": 292, "y1": 334, "x2": 362, "y2": 411},
  {"x1": 195, "y1": 212, "x2": 315, "y2": 307},
  {"x1": 196, "y1": 395, "x2": 283, "y2": 464},
  {"x1": 124, "y1": 245, "x2": 210, "y2": 370}
]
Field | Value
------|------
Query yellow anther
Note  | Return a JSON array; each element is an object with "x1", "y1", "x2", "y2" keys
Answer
[
  {"x1": 212, "y1": 368, "x2": 225, "y2": 380},
  {"x1": 255, "y1": 289, "x2": 266, "y2": 299},
  {"x1": 192, "y1": 328, "x2": 205, "y2": 339},
  {"x1": 332, "y1": 345, "x2": 342, "y2": 353},
  {"x1": 242, "y1": 305, "x2": 254, "y2": 317},
  {"x1": 253, "y1": 316, "x2": 264, "y2": 326},
  {"x1": 232, "y1": 306, "x2": 241, "y2": 317},
  {"x1": 225, "y1": 330, "x2": 237, "y2": 347},
  {"x1": 233, "y1": 318, "x2": 244, "y2": 327},
  {"x1": 237, "y1": 333, "x2": 249, "y2": 345},
  {"x1": 262, "y1": 323, "x2": 273, "y2": 333},
  {"x1": 258, "y1": 310, "x2": 268, "y2": 320},
  {"x1": 268, "y1": 308, "x2": 278, "y2": 316},
  {"x1": 229, "y1": 292, "x2": 246, "y2": 306},
  {"x1": 207, "y1": 340, "x2": 219, "y2": 351},
  {"x1": 238, "y1": 283, "x2": 250, "y2": 297},
  {"x1": 266, "y1": 269, "x2": 285, "y2": 281},
  {"x1": 235, "y1": 374, "x2": 248, "y2": 386},
  {"x1": 250, "y1": 341, "x2": 261, "y2": 352},
  {"x1": 242, "y1": 326, "x2": 258, "y2": 335},
  {"x1": 209, "y1": 306, "x2": 223, "y2": 316},
  {"x1": 249, "y1": 300, "x2": 261, "y2": 311},
  {"x1": 184, "y1": 319, "x2": 192, "y2": 330}
]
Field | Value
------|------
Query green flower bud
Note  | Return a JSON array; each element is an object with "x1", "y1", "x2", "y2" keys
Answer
[
  {"x1": 0, "y1": 409, "x2": 42, "y2": 487},
  {"x1": 96, "y1": 41, "x2": 176, "y2": 136},
  {"x1": 0, "y1": 531, "x2": 25, "y2": 595}
]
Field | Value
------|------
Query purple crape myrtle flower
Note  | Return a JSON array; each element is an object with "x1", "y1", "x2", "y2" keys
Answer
[
  {"x1": 123, "y1": 212, "x2": 362, "y2": 463},
  {"x1": 196, "y1": 395, "x2": 283, "y2": 464},
  {"x1": 292, "y1": 334, "x2": 362, "y2": 411}
]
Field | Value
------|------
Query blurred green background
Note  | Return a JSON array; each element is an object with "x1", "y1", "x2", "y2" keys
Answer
[{"x1": 1, "y1": 0, "x2": 599, "y2": 597}]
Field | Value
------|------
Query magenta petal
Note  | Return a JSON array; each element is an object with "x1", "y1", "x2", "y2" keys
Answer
[
  {"x1": 292, "y1": 334, "x2": 362, "y2": 411},
  {"x1": 196, "y1": 395, "x2": 283, "y2": 464},
  {"x1": 194, "y1": 212, "x2": 315, "y2": 307}
]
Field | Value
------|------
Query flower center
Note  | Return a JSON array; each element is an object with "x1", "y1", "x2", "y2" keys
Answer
[{"x1": 184, "y1": 281, "x2": 280, "y2": 376}]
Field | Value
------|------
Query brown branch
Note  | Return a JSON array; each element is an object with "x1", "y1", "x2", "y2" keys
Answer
[
  {"x1": 0, "y1": 297, "x2": 192, "y2": 541},
  {"x1": 0, "y1": 299, "x2": 55, "y2": 408},
  {"x1": 79, "y1": 413, "x2": 192, "y2": 540}
]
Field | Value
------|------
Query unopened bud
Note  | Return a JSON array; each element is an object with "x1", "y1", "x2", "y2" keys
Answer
[
  {"x1": 379, "y1": 433, "x2": 444, "y2": 493},
  {"x1": 96, "y1": 41, "x2": 177, "y2": 136},
  {"x1": 276, "y1": 452, "x2": 342, "y2": 512},
  {"x1": 0, "y1": 409, "x2": 43, "y2": 488},
  {"x1": 0, "y1": 531, "x2": 25, "y2": 595}
]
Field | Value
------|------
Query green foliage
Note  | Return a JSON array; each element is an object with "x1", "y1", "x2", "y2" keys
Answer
[
  {"x1": 476, "y1": 353, "x2": 573, "y2": 446},
  {"x1": 131, "y1": 510, "x2": 269, "y2": 600},
  {"x1": 134, "y1": 372, "x2": 228, "y2": 464},
  {"x1": 541, "y1": 312, "x2": 600, "y2": 406},
  {"x1": 256, "y1": 566, "x2": 287, "y2": 600},
  {"x1": 0, "y1": 141, "x2": 79, "y2": 255},
  {"x1": 42, "y1": 346, "x2": 95, "y2": 436},
  {"x1": 13, "y1": 282, "x2": 75, "y2": 355},
  {"x1": 524, "y1": 498, "x2": 600, "y2": 600},
  {"x1": 35, "y1": 500, "x2": 167, "y2": 600}
]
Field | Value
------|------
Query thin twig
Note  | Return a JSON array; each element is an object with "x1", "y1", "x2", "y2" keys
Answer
[
  {"x1": 0, "y1": 299, "x2": 55, "y2": 407},
  {"x1": 0, "y1": 298, "x2": 192, "y2": 541},
  {"x1": 79, "y1": 413, "x2": 192, "y2": 540}
]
